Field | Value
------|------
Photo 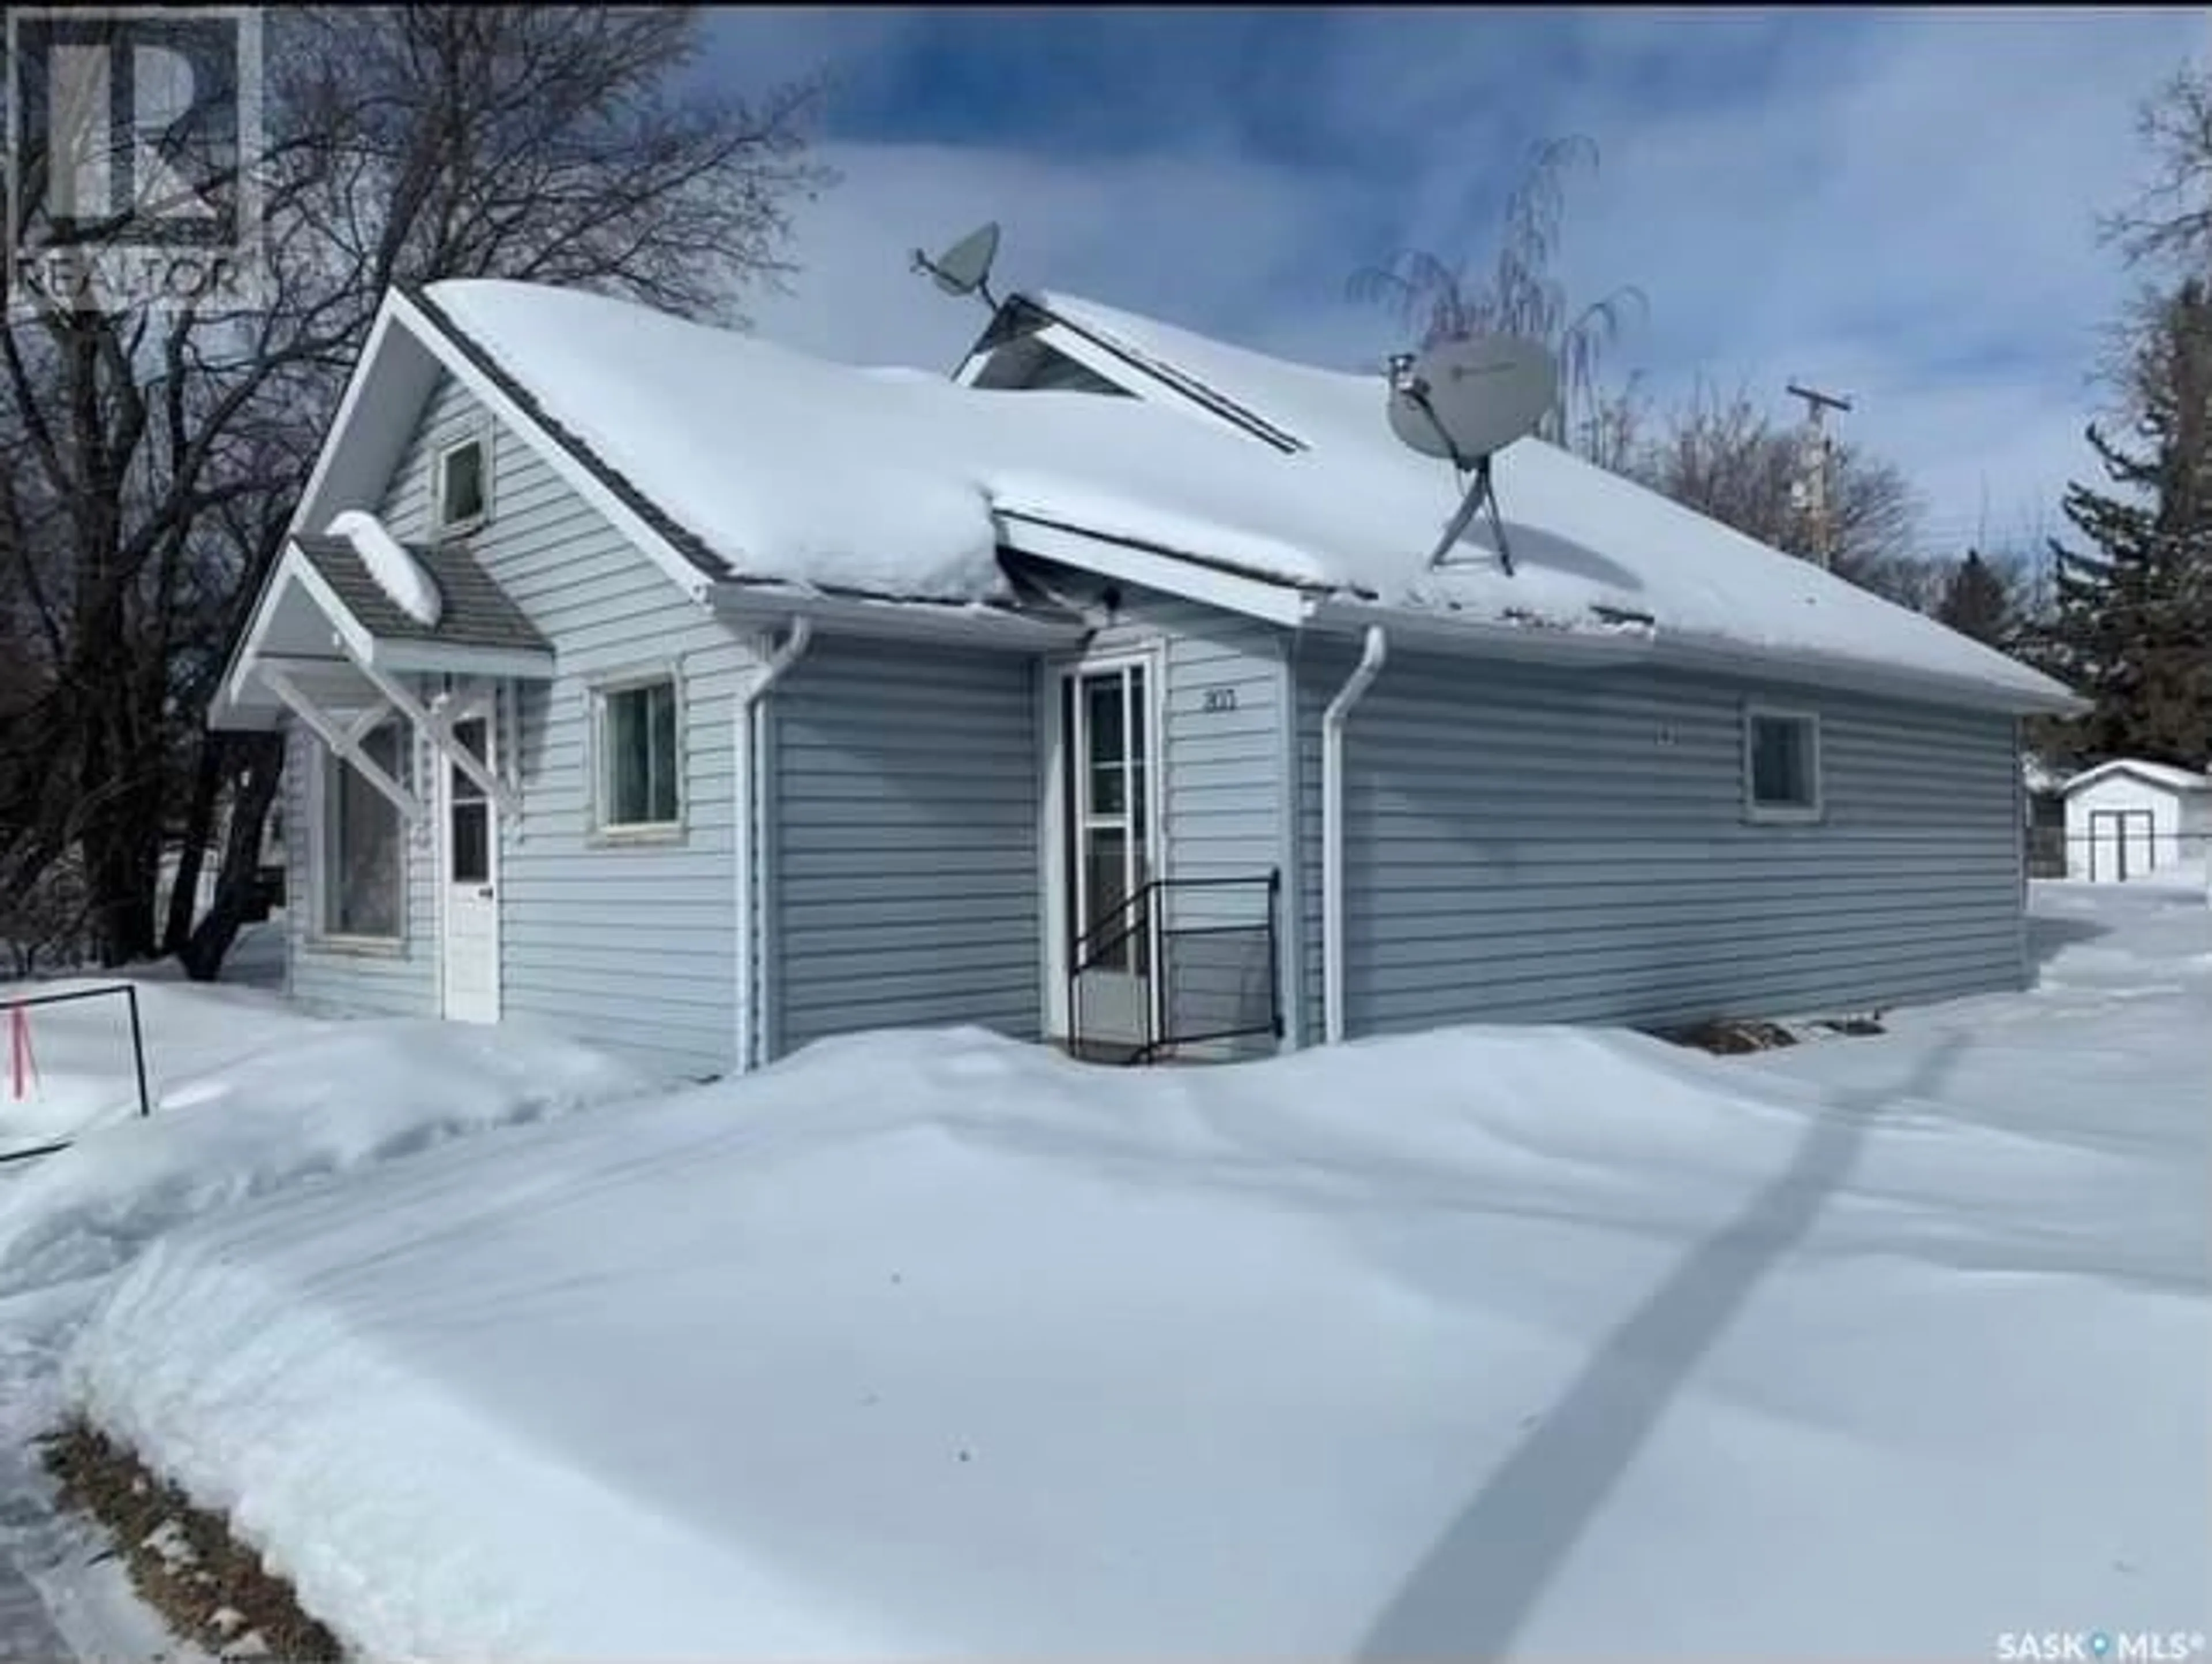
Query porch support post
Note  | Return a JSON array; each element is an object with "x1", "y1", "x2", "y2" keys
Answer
[
  {"x1": 255, "y1": 665, "x2": 424, "y2": 821},
  {"x1": 352, "y1": 658, "x2": 519, "y2": 816}
]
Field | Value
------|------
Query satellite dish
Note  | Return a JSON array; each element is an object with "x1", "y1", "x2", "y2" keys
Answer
[
  {"x1": 1387, "y1": 335, "x2": 1557, "y2": 464},
  {"x1": 1384, "y1": 335, "x2": 1559, "y2": 577},
  {"x1": 911, "y1": 221, "x2": 1001, "y2": 309}
]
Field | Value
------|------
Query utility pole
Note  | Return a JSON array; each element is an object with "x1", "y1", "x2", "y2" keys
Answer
[{"x1": 1786, "y1": 381, "x2": 1853, "y2": 571}]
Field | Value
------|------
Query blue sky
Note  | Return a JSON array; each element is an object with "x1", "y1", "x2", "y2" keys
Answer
[{"x1": 709, "y1": 7, "x2": 2204, "y2": 557}]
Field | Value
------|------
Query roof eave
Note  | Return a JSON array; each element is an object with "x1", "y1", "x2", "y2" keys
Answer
[
  {"x1": 370, "y1": 641, "x2": 558, "y2": 679},
  {"x1": 2062, "y1": 760, "x2": 2212, "y2": 797},
  {"x1": 1303, "y1": 597, "x2": 2090, "y2": 716},
  {"x1": 705, "y1": 581, "x2": 1087, "y2": 651},
  {"x1": 997, "y1": 513, "x2": 1321, "y2": 628},
  {"x1": 1302, "y1": 594, "x2": 1653, "y2": 669},
  {"x1": 1649, "y1": 628, "x2": 2089, "y2": 718}
]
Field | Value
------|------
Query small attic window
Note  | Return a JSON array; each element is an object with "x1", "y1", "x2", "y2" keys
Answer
[{"x1": 434, "y1": 433, "x2": 489, "y2": 534}]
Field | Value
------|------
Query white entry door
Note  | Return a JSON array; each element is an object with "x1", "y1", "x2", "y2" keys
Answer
[
  {"x1": 440, "y1": 704, "x2": 502, "y2": 1023},
  {"x1": 1060, "y1": 659, "x2": 1157, "y2": 1051}
]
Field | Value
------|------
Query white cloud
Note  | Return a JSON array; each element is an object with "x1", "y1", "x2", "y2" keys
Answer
[
  {"x1": 1543, "y1": 9, "x2": 2194, "y2": 549},
  {"x1": 749, "y1": 140, "x2": 1385, "y2": 373},
  {"x1": 743, "y1": 9, "x2": 2202, "y2": 556}
]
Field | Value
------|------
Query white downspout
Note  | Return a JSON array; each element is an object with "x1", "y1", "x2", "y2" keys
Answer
[
  {"x1": 733, "y1": 617, "x2": 814, "y2": 1074},
  {"x1": 1321, "y1": 625, "x2": 1387, "y2": 1045}
]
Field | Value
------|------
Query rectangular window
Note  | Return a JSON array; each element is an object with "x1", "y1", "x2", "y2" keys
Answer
[
  {"x1": 1744, "y1": 708, "x2": 1821, "y2": 821},
  {"x1": 599, "y1": 677, "x2": 681, "y2": 832},
  {"x1": 449, "y1": 715, "x2": 491, "y2": 885},
  {"x1": 435, "y1": 435, "x2": 487, "y2": 532},
  {"x1": 321, "y1": 721, "x2": 408, "y2": 938}
]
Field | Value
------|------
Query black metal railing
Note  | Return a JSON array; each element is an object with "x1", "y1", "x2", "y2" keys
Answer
[
  {"x1": 0, "y1": 982, "x2": 152, "y2": 1166},
  {"x1": 1067, "y1": 870, "x2": 1282, "y2": 1066},
  {"x1": 2025, "y1": 825, "x2": 2212, "y2": 882}
]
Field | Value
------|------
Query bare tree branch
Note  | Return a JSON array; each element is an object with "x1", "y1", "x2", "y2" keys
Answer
[
  {"x1": 1347, "y1": 137, "x2": 1647, "y2": 447},
  {"x1": 0, "y1": 5, "x2": 834, "y2": 971}
]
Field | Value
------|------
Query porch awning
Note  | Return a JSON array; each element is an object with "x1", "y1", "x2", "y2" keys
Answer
[{"x1": 210, "y1": 516, "x2": 554, "y2": 819}]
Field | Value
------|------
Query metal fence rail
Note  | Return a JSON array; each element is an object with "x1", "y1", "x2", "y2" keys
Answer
[
  {"x1": 0, "y1": 982, "x2": 151, "y2": 1166},
  {"x1": 2025, "y1": 826, "x2": 2212, "y2": 882}
]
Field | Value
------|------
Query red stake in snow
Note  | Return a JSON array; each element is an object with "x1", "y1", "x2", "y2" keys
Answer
[{"x1": 7, "y1": 1003, "x2": 33, "y2": 1102}]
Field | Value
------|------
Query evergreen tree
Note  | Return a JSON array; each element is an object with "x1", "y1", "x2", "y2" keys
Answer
[
  {"x1": 1935, "y1": 550, "x2": 2018, "y2": 647},
  {"x1": 2037, "y1": 281, "x2": 2212, "y2": 771}
]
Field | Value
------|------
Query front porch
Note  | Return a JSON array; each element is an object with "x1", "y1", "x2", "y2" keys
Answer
[
  {"x1": 1042, "y1": 648, "x2": 1285, "y2": 1065},
  {"x1": 209, "y1": 520, "x2": 554, "y2": 1024},
  {"x1": 1061, "y1": 870, "x2": 1285, "y2": 1065}
]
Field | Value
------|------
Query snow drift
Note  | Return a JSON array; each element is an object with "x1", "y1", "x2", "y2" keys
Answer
[
  {"x1": 59, "y1": 890, "x2": 2210, "y2": 1661},
  {"x1": 0, "y1": 988, "x2": 658, "y2": 1663},
  {"x1": 0, "y1": 1010, "x2": 654, "y2": 1297},
  {"x1": 0, "y1": 980, "x2": 319, "y2": 1157}
]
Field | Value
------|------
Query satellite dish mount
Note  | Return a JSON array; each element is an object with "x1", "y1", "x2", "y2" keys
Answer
[
  {"x1": 911, "y1": 221, "x2": 1002, "y2": 311},
  {"x1": 1384, "y1": 336, "x2": 1560, "y2": 578}
]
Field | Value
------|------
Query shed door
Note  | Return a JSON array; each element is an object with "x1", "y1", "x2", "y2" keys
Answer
[{"x1": 2086, "y1": 808, "x2": 2155, "y2": 882}]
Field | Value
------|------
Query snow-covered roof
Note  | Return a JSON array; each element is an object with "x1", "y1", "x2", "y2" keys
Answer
[
  {"x1": 405, "y1": 279, "x2": 2077, "y2": 712},
  {"x1": 1029, "y1": 291, "x2": 2080, "y2": 710},
  {"x1": 2061, "y1": 758, "x2": 2212, "y2": 797},
  {"x1": 326, "y1": 510, "x2": 441, "y2": 628}
]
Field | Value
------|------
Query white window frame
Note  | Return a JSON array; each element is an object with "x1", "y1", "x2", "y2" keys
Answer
[
  {"x1": 587, "y1": 662, "x2": 687, "y2": 844},
  {"x1": 431, "y1": 424, "x2": 493, "y2": 537},
  {"x1": 308, "y1": 719, "x2": 414, "y2": 952},
  {"x1": 1038, "y1": 641, "x2": 1168, "y2": 1040},
  {"x1": 1742, "y1": 703, "x2": 1824, "y2": 825}
]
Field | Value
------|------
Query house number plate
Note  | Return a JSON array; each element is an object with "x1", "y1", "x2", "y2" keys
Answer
[{"x1": 1201, "y1": 687, "x2": 1239, "y2": 714}]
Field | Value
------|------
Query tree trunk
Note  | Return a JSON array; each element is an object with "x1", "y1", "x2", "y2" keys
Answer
[
  {"x1": 179, "y1": 733, "x2": 285, "y2": 983},
  {"x1": 162, "y1": 735, "x2": 226, "y2": 956}
]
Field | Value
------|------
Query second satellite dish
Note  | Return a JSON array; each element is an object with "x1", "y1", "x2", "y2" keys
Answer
[
  {"x1": 1384, "y1": 335, "x2": 1559, "y2": 578},
  {"x1": 1386, "y1": 335, "x2": 1558, "y2": 465},
  {"x1": 911, "y1": 221, "x2": 1001, "y2": 308}
]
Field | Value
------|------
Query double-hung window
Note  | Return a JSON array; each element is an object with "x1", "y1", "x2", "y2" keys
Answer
[{"x1": 593, "y1": 673, "x2": 682, "y2": 836}]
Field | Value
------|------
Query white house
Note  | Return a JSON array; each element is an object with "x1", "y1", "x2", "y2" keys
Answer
[
  {"x1": 2061, "y1": 760, "x2": 2212, "y2": 882},
  {"x1": 207, "y1": 280, "x2": 2082, "y2": 1079}
]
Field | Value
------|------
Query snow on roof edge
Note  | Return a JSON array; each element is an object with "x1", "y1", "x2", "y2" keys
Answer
[
  {"x1": 393, "y1": 278, "x2": 2083, "y2": 714},
  {"x1": 326, "y1": 509, "x2": 441, "y2": 628},
  {"x1": 2061, "y1": 758, "x2": 2212, "y2": 796},
  {"x1": 1021, "y1": 289, "x2": 2084, "y2": 715}
]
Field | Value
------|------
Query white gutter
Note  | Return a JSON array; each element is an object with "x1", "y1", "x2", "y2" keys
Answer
[
  {"x1": 707, "y1": 582, "x2": 1084, "y2": 651},
  {"x1": 1302, "y1": 596, "x2": 2086, "y2": 719},
  {"x1": 733, "y1": 617, "x2": 815, "y2": 1074},
  {"x1": 1321, "y1": 625, "x2": 1387, "y2": 1045}
]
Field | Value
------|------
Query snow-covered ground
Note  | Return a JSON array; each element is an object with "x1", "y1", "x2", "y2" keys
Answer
[
  {"x1": 0, "y1": 987, "x2": 657, "y2": 1660},
  {"x1": 1, "y1": 918, "x2": 292, "y2": 1155},
  {"x1": 0, "y1": 976, "x2": 307, "y2": 1157},
  {"x1": 10, "y1": 878, "x2": 2200, "y2": 1662}
]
